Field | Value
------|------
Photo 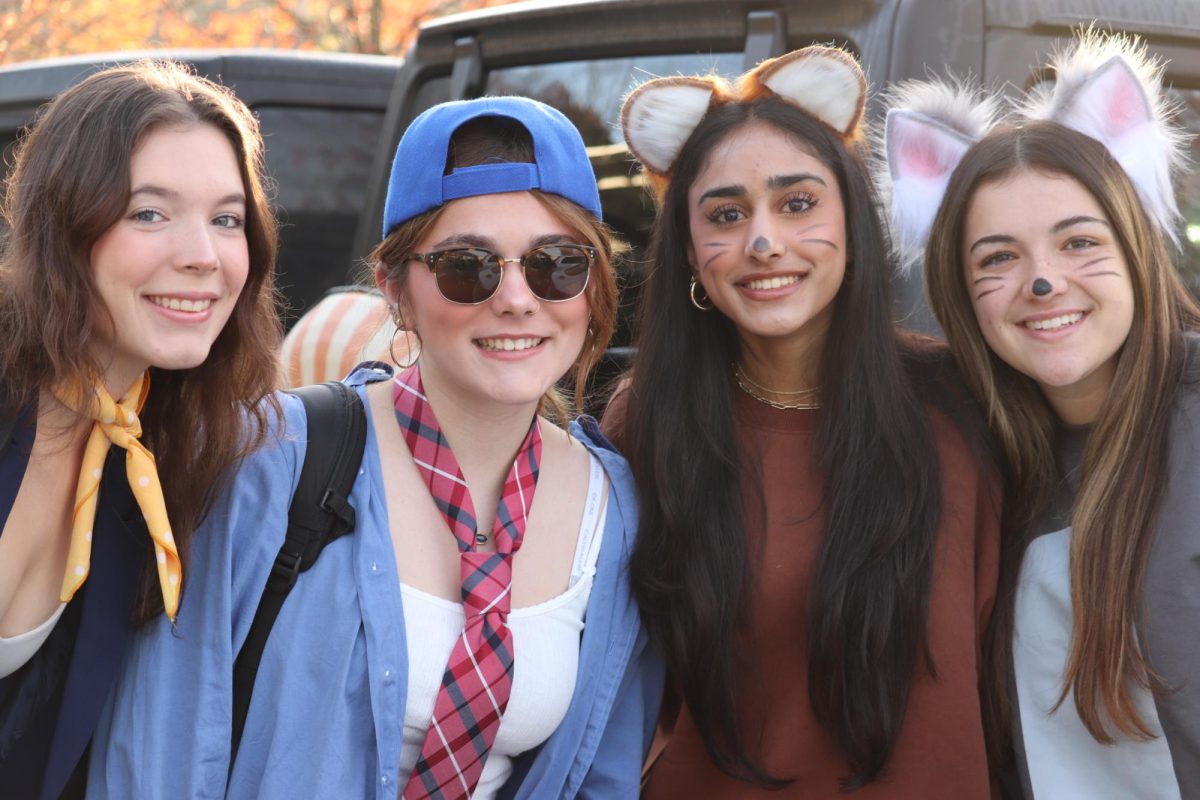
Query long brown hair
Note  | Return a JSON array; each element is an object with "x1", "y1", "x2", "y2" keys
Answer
[
  {"x1": 925, "y1": 120, "x2": 1200, "y2": 750},
  {"x1": 623, "y1": 96, "x2": 945, "y2": 789},
  {"x1": 370, "y1": 116, "x2": 619, "y2": 422},
  {"x1": 0, "y1": 59, "x2": 283, "y2": 622}
]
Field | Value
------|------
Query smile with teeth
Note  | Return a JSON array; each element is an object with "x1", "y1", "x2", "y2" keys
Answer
[
  {"x1": 742, "y1": 274, "x2": 802, "y2": 291},
  {"x1": 476, "y1": 337, "x2": 545, "y2": 352},
  {"x1": 1024, "y1": 312, "x2": 1084, "y2": 331},
  {"x1": 148, "y1": 296, "x2": 213, "y2": 312}
]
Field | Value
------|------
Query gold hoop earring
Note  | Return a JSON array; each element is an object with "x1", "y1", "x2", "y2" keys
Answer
[
  {"x1": 689, "y1": 277, "x2": 713, "y2": 311},
  {"x1": 391, "y1": 326, "x2": 421, "y2": 370}
]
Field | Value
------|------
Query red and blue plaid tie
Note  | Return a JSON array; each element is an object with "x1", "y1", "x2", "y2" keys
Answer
[{"x1": 395, "y1": 365, "x2": 541, "y2": 799}]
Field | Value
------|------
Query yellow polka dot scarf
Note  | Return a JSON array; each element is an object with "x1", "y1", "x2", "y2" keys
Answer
[{"x1": 54, "y1": 373, "x2": 181, "y2": 621}]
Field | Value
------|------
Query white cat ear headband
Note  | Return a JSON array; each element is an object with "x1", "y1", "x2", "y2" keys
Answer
[
  {"x1": 878, "y1": 80, "x2": 1001, "y2": 270},
  {"x1": 883, "y1": 30, "x2": 1190, "y2": 269},
  {"x1": 1019, "y1": 31, "x2": 1188, "y2": 248},
  {"x1": 620, "y1": 46, "x2": 868, "y2": 200}
]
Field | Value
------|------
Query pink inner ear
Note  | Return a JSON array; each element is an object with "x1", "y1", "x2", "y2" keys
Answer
[
  {"x1": 899, "y1": 138, "x2": 950, "y2": 179},
  {"x1": 1072, "y1": 58, "x2": 1153, "y2": 140},
  {"x1": 891, "y1": 115, "x2": 963, "y2": 180},
  {"x1": 1102, "y1": 72, "x2": 1145, "y2": 137}
]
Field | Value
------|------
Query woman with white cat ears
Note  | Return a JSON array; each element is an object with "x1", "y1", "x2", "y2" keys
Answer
[
  {"x1": 605, "y1": 46, "x2": 1001, "y2": 796},
  {"x1": 885, "y1": 31, "x2": 1200, "y2": 797}
]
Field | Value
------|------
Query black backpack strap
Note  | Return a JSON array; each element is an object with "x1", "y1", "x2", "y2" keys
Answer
[{"x1": 230, "y1": 381, "x2": 367, "y2": 763}]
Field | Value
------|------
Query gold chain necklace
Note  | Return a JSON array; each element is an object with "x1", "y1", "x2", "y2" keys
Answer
[{"x1": 733, "y1": 363, "x2": 822, "y2": 410}]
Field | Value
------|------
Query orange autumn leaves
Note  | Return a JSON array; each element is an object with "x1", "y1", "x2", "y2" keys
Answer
[{"x1": 0, "y1": 0, "x2": 515, "y2": 64}]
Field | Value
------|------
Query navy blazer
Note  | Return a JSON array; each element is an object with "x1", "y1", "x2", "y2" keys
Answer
[{"x1": 0, "y1": 411, "x2": 145, "y2": 800}]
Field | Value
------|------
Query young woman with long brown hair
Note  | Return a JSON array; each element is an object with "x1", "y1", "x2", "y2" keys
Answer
[
  {"x1": 886, "y1": 31, "x2": 1200, "y2": 797},
  {"x1": 0, "y1": 60, "x2": 280, "y2": 797},
  {"x1": 607, "y1": 46, "x2": 1001, "y2": 796}
]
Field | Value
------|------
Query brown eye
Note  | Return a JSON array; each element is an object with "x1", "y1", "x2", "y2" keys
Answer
[
  {"x1": 706, "y1": 205, "x2": 743, "y2": 225},
  {"x1": 979, "y1": 251, "x2": 1015, "y2": 269}
]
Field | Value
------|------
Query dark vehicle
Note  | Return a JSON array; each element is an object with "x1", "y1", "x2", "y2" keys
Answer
[
  {"x1": 362, "y1": 0, "x2": 1200, "y2": 342},
  {"x1": 0, "y1": 49, "x2": 399, "y2": 323},
  {"x1": 1, "y1": 0, "x2": 1196, "y2": 354}
]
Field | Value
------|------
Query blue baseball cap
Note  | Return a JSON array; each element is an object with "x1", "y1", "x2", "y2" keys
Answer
[{"x1": 381, "y1": 96, "x2": 602, "y2": 238}]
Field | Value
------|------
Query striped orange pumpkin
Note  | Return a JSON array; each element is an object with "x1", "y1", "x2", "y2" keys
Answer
[{"x1": 281, "y1": 287, "x2": 416, "y2": 388}]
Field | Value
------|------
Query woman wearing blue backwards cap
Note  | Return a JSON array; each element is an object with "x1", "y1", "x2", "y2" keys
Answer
[{"x1": 88, "y1": 97, "x2": 664, "y2": 799}]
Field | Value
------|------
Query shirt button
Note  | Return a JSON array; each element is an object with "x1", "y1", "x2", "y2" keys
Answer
[
  {"x1": 381, "y1": 775, "x2": 389, "y2": 786},
  {"x1": 384, "y1": 668, "x2": 392, "y2": 678},
  {"x1": 370, "y1": 561, "x2": 379, "y2": 572}
]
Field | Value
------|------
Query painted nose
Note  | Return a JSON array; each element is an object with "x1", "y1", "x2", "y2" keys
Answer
[
  {"x1": 745, "y1": 218, "x2": 785, "y2": 261},
  {"x1": 1024, "y1": 260, "x2": 1065, "y2": 300}
]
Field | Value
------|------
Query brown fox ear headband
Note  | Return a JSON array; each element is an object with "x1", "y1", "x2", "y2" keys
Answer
[
  {"x1": 620, "y1": 45, "x2": 868, "y2": 200},
  {"x1": 881, "y1": 29, "x2": 1191, "y2": 270}
]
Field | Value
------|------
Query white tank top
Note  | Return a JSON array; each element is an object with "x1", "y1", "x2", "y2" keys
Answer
[
  {"x1": 0, "y1": 602, "x2": 66, "y2": 678},
  {"x1": 397, "y1": 452, "x2": 609, "y2": 798}
]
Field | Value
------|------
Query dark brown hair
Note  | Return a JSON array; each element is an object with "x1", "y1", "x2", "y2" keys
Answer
[
  {"x1": 0, "y1": 59, "x2": 283, "y2": 622},
  {"x1": 925, "y1": 119, "x2": 1200, "y2": 753},
  {"x1": 370, "y1": 116, "x2": 619, "y2": 421},
  {"x1": 622, "y1": 96, "x2": 945, "y2": 789}
]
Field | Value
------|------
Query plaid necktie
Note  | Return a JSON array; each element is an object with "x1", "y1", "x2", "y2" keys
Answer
[
  {"x1": 395, "y1": 365, "x2": 541, "y2": 799},
  {"x1": 52, "y1": 372, "x2": 182, "y2": 621}
]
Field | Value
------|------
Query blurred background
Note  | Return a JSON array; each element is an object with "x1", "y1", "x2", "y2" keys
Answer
[
  {"x1": 1, "y1": 0, "x2": 1198, "y2": 396},
  {"x1": 0, "y1": 0, "x2": 516, "y2": 63}
]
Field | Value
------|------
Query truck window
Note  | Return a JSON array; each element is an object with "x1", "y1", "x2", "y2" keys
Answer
[
  {"x1": 488, "y1": 53, "x2": 741, "y2": 146},
  {"x1": 255, "y1": 105, "x2": 386, "y2": 322},
  {"x1": 486, "y1": 53, "x2": 742, "y2": 249}
]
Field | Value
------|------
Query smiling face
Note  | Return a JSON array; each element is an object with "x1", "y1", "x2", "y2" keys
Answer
[
  {"x1": 382, "y1": 191, "x2": 591, "y2": 413},
  {"x1": 89, "y1": 123, "x2": 250, "y2": 397},
  {"x1": 686, "y1": 120, "x2": 847, "y2": 365},
  {"x1": 963, "y1": 168, "x2": 1135, "y2": 423}
]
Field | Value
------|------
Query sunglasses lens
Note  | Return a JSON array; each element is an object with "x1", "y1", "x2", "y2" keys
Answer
[
  {"x1": 431, "y1": 250, "x2": 500, "y2": 303},
  {"x1": 525, "y1": 246, "x2": 591, "y2": 301}
]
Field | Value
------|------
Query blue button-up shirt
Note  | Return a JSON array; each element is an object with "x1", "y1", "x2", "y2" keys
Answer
[{"x1": 87, "y1": 366, "x2": 663, "y2": 799}]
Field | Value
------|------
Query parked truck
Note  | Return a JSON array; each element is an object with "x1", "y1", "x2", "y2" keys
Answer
[
  {"x1": 370, "y1": 0, "x2": 1200, "y2": 340},
  {"x1": 1, "y1": 0, "x2": 1197, "y2": 380}
]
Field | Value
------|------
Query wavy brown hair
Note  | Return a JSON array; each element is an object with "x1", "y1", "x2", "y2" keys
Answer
[
  {"x1": 0, "y1": 59, "x2": 283, "y2": 622},
  {"x1": 925, "y1": 120, "x2": 1200, "y2": 753},
  {"x1": 370, "y1": 116, "x2": 619, "y2": 423}
]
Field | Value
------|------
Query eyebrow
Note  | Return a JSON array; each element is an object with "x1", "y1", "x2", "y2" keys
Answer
[
  {"x1": 697, "y1": 184, "x2": 747, "y2": 204},
  {"x1": 768, "y1": 172, "x2": 826, "y2": 190},
  {"x1": 431, "y1": 233, "x2": 495, "y2": 250},
  {"x1": 429, "y1": 232, "x2": 577, "y2": 252},
  {"x1": 130, "y1": 184, "x2": 245, "y2": 206},
  {"x1": 969, "y1": 215, "x2": 1111, "y2": 254},
  {"x1": 530, "y1": 233, "x2": 577, "y2": 248},
  {"x1": 1052, "y1": 215, "x2": 1109, "y2": 233},
  {"x1": 968, "y1": 234, "x2": 1017, "y2": 254},
  {"x1": 696, "y1": 173, "x2": 827, "y2": 205}
]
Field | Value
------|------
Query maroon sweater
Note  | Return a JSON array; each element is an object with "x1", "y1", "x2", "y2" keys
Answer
[{"x1": 611, "y1": 389, "x2": 1000, "y2": 798}]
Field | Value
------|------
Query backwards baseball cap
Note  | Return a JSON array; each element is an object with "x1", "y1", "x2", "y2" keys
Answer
[{"x1": 381, "y1": 96, "x2": 602, "y2": 238}]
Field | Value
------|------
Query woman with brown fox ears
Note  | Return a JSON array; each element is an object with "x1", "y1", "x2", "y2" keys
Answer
[{"x1": 605, "y1": 45, "x2": 1001, "y2": 796}]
